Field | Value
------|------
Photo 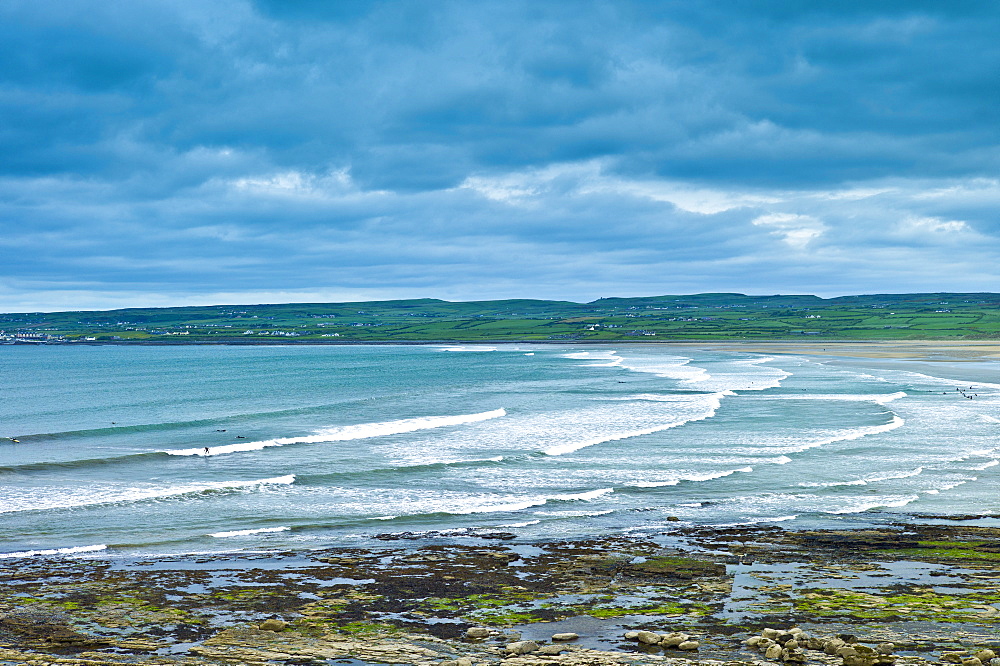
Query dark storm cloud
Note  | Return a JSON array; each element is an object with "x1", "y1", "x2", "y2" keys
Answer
[{"x1": 2, "y1": 0, "x2": 999, "y2": 310}]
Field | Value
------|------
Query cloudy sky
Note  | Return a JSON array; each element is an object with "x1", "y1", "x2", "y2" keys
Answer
[{"x1": 2, "y1": 1, "x2": 999, "y2": 312}]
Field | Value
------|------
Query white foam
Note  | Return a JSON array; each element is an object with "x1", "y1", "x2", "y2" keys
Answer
[
  {"x1": 543, "y1": 393, "x2": 723, "y2": 456},
  {"x1": 164, "y1": 409, "x2": 506, "y2": 456},
  {"x1": 0, "y1": 544, "x2": 107, "y2": 559},
  {"x1": 210, "y1": 526, "x2": 291, "y2": 538},
  {"x1": 438, "y1": 346, "x2": 497, "y2": 352},
  {"x1": 447, "y1": 487, "x2": 613, "y2": 515},
  {"x1": 828, "y1": 495, "x2": 921, "y2": 514},
  {"x1": 762, "y1": 414, "x2": 905, "y2": 455},
  {"x1": 969, "y1": 459, "x2": 999, "y2": 471},
  {"x1": 0, "y1": 475, "x2": 295, "y2": 514},
  {"x1": 634, "y1": 466, "x2": 753, "y2": 487},
  {"x1": 755, "y1": 391, "x2": 907, "y2": 405},
  {"x1": 495, "y1": 520, "x2": 542, "y2": 528},
  {"x1": 799, "y1": 466, "x2": 925, "y2": 488}
]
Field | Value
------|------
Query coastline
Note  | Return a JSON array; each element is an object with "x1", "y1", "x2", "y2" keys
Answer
[{"x1": 2, "y1": 523, "x2": 998, "y2": 666}]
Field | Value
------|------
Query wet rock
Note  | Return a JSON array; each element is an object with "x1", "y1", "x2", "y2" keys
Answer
[
  {"x1": 807, "y1": 636, "x2": 826, "y2": 650},
  {"x1": 624, "y1": 631, "x2": 639, "y2": 640},
  {"x1": 976, "y1": 651, "x2": 997, "y2": 662},
  {"x1": 762, "y1": 628, "x2": 782, "y2": 640},
  {"x1": 962, "y1": 658, "x2": 983, "y2": 666},
  {"x1": 677, "y1": 641, "x2": 699, "y2": 651},
  {"x1": 636, "y1": 631, "x2": 661, "y2": 645},
  {"x1": 943, "y1": 652, "x2": 970, "y2": 664},
  {"x1": 766, "y1": 644, "x2": 784, "y2": 660},
  {"x1": 538, "y1": 645, "x2": 565, "y2": 655},
  {"x1": 784, "y1": 639, "x2": 799, "y2": 650},
  {"x1": 988, "y1": 658, "x2": 1000, "y2": 666},
  {"x1": 838, "y1": 634, "x2": 858, "y2": 644},
  {"x1": 778, "y1": 633, "x2": 796, "y2": 645},
  {"x1": 505, "y1": 640, "x2": 538, "y2": 655},
  {"x1": 465, "y1": 627, "x2": 491, "y2": 639},
  {"x1": 825, "y1": 638, "x2": 847, "y2": 655},
  {"x1": 259, "y1": 618, "x2": 287, "y2": 632},
  {"x1": 660, "y1": 632, "x2": 689, "y2": 648},
  {"x1": 552, "y1": 632, "x2": 578, "y2": 641},
  {"x1": 782, "y1": 648, "x2": 807, "y2": 663},
  {"x1": 838, "y1": 646, "x2": 858, "y2": 658},
  {"x1": 746, "y1": 636, "x2": 764, "y2": 648},
  {"x1": 877, "y1": 643, "x2": 895, "y2": 655}
]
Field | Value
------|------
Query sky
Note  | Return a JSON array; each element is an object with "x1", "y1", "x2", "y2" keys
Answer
[{"x1": 2, "y1": 0, "x2": 999, "y2": 312}]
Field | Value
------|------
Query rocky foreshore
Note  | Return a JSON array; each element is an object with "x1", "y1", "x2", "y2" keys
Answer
[{"x1": 1, "y1": 523, "x2": 998, "y2": 666}]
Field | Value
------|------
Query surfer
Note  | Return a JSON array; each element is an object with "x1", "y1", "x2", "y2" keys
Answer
[{"x1": 204, "y1": 447, "x2": 210, "y2": 455}]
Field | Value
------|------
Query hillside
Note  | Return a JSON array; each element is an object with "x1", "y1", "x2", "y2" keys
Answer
[{"x1": 4, "y1": 293, "x2": 1000, "y2": 343}]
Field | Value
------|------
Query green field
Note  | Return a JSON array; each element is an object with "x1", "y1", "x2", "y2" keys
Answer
[{"x1": 4, "y1": 292, "x2": 1000, "y2": 343}]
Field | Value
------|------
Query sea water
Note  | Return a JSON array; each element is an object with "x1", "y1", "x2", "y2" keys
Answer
[{"x1": 1, "y1": 344, "x2": 998, "y2": 558}]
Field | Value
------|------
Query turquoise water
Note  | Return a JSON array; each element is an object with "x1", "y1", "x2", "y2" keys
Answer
[{"x1": 1, "y1": 344, "x2": 998, "y2": 558}]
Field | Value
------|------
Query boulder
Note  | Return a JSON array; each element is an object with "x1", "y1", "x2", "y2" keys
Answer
[
  {"x1": 456, "y1": 659, "x2": 473, "y2": 666},
  {"x1": 877, "y1": 643, "x2": 895, "y2": 655},
  {"x1": 807, "y1": 636, "x2": 826, "y2": 650},
  {"x1": 746, "y1": 636, "x2": 764, "y2": 648},
  {"x1": 678, "y1": 641, "x2": 699, "y2": 651},
  {"x1": 258, "y1": 619, "x2": 287, "y2": 632},
  {"x1": 825, "y1": 638, "x2": 846, "y2": 655},
  {"x1": 943, "y1": 653, "x2": 970, "y2": 664},
  {"x1": 784, "y1": 639, "x2": 799, "y2": 650},
  {"x1": 762, "y1": 628, "x2": 781, "y2": 640},
  {"x1": 505, "y1": 640, "x2": 539, "y2": 655},
  {"x1": 660, "y1": 632, "x2": 689, "y2": 648},
  {"x1": 636, "y1": 631, "x2": 661, "y2": 645},
  {"x1": 975, "y1": 652, "x2": 997, "y2": 662},
  {"x1": 552, "y1": 632, "x2": 578, "y2": 641},
  {"x1": 765, "y1": 644, "x2": 784, "y2": 660},
  {"x1": 538, "y1": 645, "x2": 564, "y2": 656},
  {"x1": 782, "y1": 648, "x2": 808, "y2": 663},
  {"x1": 465, "y1": 627, "x2": 491, "y2": 639},
  {"x1": 962, "y1": 659, "x2": 983, "y2": 666},
  {"x1": 624, "y1": 631, "x2": 640, "y2": 640},
  {"x1": 838, "y1": 634, "x2": 858, "y2": 644}
]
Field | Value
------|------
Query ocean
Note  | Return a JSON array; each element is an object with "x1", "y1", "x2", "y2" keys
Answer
[{"x1": 1, "y1": 343, "x2": 998, "y2": 559}]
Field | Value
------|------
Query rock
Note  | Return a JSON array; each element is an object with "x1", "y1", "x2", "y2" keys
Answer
[
  {"x1": 678, "y1": 641, "x2": 699, "y2": 651},
  {"x1": 660, "y1": 632, "x2": 689, "y2": 648},
  {"x1": 624, "y1": 631, "x2": 640, "y2": 640},
  {"x1": 838, "y1": 634, "x2": 858, "y2": 644},
  {"x1": 666, "y1": 516, "x2": 681, "y2": 521},
  {"x1": 825, "y1": 638, "x2": 846, "y2": 655},
  {"x1": 538, "y1": 645, "x2": 564, "y2": 655},
  {"x1": 766, "y1": 644, "x2": 784, "y2": 660},
  {"x1": 762, "y1": 628, "x2": 781, "y2": 640},
  {"x1": 258, "y1": 619, "x2": 287, "y2": 632},
  {"x1": 552, "y1": 632, "x2": 578, "y2": 641},
  {"x1": 782, "y1": 648, "x2": 807, "y2": 663},
  {"x1": 778, "y1": 633, "x2": 796, "y2": 645},
  {"x1": 636, "y1": 631, "x2": 661, "y2": 645},
  {"x1": 807, "y1": 636, "x2": 826, "y2": 650},
  {"x1": 838, "y1": 646, "x2": 858, "y2": 658},
  {"x1": 439, "y1": 661, "x2": 458, "y2": 666},
  {"x1": 988, "y1": 659, "x2": 1000, "y2": 666},
  {"x1": 784, "y1": 639, "x2": 799, "y2": 650},
  {"x1": 465, "y1": 627, "x2": 491, "y2": 639},
  {"x1": 855, "y1": 645, "x2": 877, "y2": 656},
  {"x1": 877, "y1": 643, "x2": 895, "y2": 655},
  {"x1": 456, "y1": 659, "x2": 473, "y2": 666},
  {"x1": 976, "y1": 652, "x2": 997, "y2": 662},
  {"x1": 943, "y1": 653, "x2": 970, "y2": 664},
  {"x1": 789, "y1": 627, "x2": 805, "y2": 636},
  {"x1": 746, "y1": 636, "x2": 764, "y2": 648},
  {"x1": 505, "y1": 640, "x2": 539, "y2": 655},
  {"x1": 759, "y1": 638, "x2": 775, "y2": 649},
  {"x1": 962, "y1": 659, "x2": 983, "y2": 666}
]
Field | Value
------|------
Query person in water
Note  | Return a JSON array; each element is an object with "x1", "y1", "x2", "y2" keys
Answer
[{"x1": 204, "y1": 447, "x2": 210, "y2": 455}]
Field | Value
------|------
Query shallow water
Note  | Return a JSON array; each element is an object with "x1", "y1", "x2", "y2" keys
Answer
[{"x1": 1, "y1": 344, "x2": 998, "y2": 558}]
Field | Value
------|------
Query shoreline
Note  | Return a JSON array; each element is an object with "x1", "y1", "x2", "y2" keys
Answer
[{"x1": 2, "y1": 523, "x2": 998, "y2": 665}]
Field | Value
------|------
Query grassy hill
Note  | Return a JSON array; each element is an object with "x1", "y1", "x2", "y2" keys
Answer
[{"x1": 4, "y1": 293, "x2": 1000, "y2": 343}]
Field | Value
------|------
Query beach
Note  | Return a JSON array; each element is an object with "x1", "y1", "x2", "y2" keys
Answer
[{"x1": 1, "y1": 342, "x2": 998, "y2": 664}]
